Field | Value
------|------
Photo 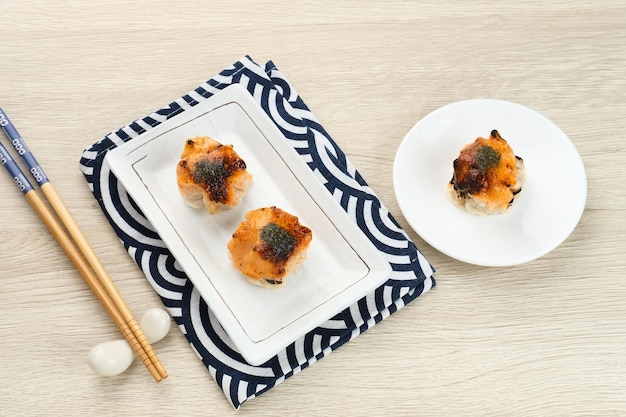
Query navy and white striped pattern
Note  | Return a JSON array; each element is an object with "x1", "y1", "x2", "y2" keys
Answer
[{"x1": 79, "y1": 56, "x2": 435, "y2": 409}]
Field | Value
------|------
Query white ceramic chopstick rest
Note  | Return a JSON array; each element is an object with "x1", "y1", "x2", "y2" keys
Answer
[
  {"x1": 88, "y1": 308, "x2": 171, "y2": 377},
  {"x1": 87, "y1": 340, "x2": 134, "y2": 377},
  {"x1": 139, "y1": 307, "x2": 172, "y2": 344}
]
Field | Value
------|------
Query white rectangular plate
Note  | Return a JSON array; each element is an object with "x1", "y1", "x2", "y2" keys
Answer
[{"x1": 105, "y1": 84, "x2": 391, "y2": 365}]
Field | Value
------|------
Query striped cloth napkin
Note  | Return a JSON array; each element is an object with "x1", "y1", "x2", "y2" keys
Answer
[{"x1": 79, "y1": 55, "x2": 435, "y2": 409}]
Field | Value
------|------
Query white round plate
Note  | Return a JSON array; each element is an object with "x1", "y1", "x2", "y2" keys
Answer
[{"x1": 393, "y1": 99, "x2": 587, "y2": 267}]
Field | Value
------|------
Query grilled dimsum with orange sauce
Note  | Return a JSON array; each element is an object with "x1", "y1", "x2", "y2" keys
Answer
[
  {"x1": 176, "y1": 136, "x2": 252, "y2": 214},
  {"x1": 448, "y1": 130, "x2": 525, "y2": 215},
  {"x1": 227, "y1": 206, "x2": 312, "y2": 288}
]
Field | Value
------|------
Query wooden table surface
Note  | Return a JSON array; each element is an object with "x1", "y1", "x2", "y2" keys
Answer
[{"x1": 1, "y1": 1, "x2": 625, "y2": 415}]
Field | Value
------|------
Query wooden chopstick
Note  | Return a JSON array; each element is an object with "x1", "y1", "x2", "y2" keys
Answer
[
  {"x1": 24, "y1": 187, "x2": 164, "y2": 382},
  {"x1": 41, "y1": 182, "x2": 167, "y2": 381},
  {"x1": 0, "y1": 109, "x2": 167, "y2": 381}
]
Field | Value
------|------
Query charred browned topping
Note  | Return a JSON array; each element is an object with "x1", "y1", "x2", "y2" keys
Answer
[
  {"x1": 252, "y1": 208, "x2": 312, "y2": 270},
  {"x1": 452, "y1": 158, "x2": 485, "y2": 197},
  {"x1": 192, "y1": 159, "x2": 229, "y2": 201},
  {"x1": 258, "y1": 222, "x2": 297, "y2": 263},
  {"x1": 451, "y1": 139, "x2": 504, "y2": 196},
  {"x1": 189, "y1": 149, "x2": 247, "y2": 203}
]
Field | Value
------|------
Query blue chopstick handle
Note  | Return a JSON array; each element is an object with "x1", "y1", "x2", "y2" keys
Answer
[
  {"x1": 0, "y1": 108, "x2": 49, "y2": 186},
  {"x1": 0, "y1": 140, "x2": 34, "y2": 194}
]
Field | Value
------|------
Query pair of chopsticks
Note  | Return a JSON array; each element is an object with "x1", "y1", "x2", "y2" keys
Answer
[{"x1": 0, "y1": 108, "x2": 167, "y2": 382}]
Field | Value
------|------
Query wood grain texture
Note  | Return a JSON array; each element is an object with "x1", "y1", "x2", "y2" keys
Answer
[{"x1": 1, "y1": 0, "x2": 625, "y2": 415}]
